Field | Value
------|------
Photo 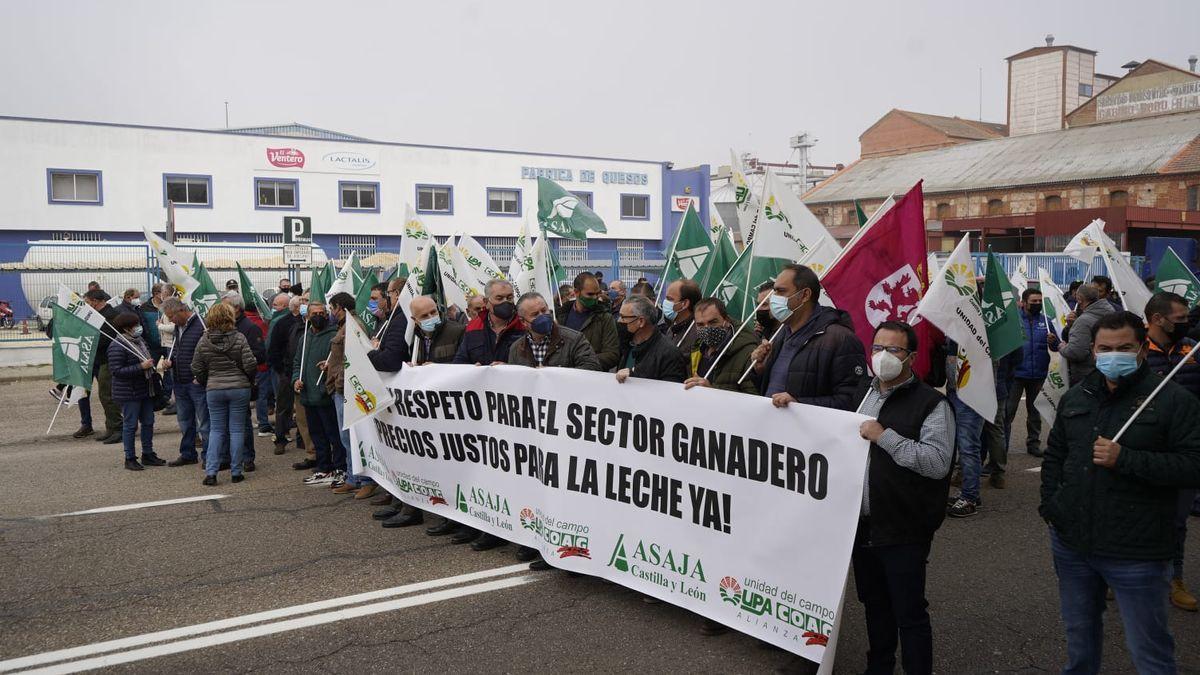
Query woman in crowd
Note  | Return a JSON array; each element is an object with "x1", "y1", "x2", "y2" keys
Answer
[
  {"x1": 107, "y1": 312, "x2": 164, "y2": 471},
  {"x1": 191, "y1": 302, "x2": 258, "y2": 486}
]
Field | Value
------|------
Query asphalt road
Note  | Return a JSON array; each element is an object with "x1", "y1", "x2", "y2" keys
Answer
[{"x1": 1, "y1": 379, "x2": 1197, "y2": 674}]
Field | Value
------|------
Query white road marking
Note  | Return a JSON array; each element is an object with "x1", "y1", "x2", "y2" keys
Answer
[
  {"x1": 41, "y1": 495, "x2": 229, "y2": 518},
  {"x1": 1025, "y1": 466, "x2": 1042, "y2": 473},
  {"x1": 0, "y1": 563, "x2": 531, "y2": 672},
  {"x1": 18, "y1": 576, "x2": 537, "y2": 675}
]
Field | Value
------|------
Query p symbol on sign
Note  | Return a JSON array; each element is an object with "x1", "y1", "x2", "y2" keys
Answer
[{"x1": 283, "y1": 216, "x2": 312, "y2": 244}]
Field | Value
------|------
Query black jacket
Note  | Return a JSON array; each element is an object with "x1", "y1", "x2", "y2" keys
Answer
[
  {"x1": 170, "y1": 312, "x2": 205, "y2": 385},
  {"x1": 1041, "y1": 365, "x2": 1200, "y2": 560},
  {"x1": 368, "y1": 311, "x2": 410, "y2": 372},
  {"x1": 95, "y1": 304, "x2": 120, "y2": 368},
  {"x1": 758, "y1": 306, "x2": 869, "y2": 411},
  {"x1": 621, "y1": 329, "x2": 687, "y2": 383},
  {"x1": 107, "y1": 334, "x2": 153, "y2": 403},
  {"x1": 268, "y1": 313, "x2": 301, "y2": 375},
  {"x1": 234, "y1": 312, "x2": 266, "y2": 366}
]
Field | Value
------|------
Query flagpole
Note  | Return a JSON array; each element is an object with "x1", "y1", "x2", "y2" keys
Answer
[
  {"x1": 46, "y1": 395, "x2": 67, "y2": 435},
  {"x1": 819, "y1": 192, "x2": 895, "y2": 280},
  {"x1": 702, "y1": 294, "x2": 772, "y2": 381},
  {"x1": 298, "y1": 318, "x2": 310, "y2": 388},
  {"x1": 1111, "y1": 349, "x2": 1195, "y2": 443},
  {"x1": 737, "y1": 322, "x2": 787, "y2": 385},
  {"x1": 653, "y1": 206, "x2": 689, "y2": 303}
]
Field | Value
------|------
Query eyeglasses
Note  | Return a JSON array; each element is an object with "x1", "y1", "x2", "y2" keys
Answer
[{"x1": 870, "y1": 345, "x2": 910, "y2": 356}]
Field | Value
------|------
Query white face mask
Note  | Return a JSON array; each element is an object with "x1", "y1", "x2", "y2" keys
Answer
[{"x1": 871, "y1": 350, "x2": 905, "y2": 382}]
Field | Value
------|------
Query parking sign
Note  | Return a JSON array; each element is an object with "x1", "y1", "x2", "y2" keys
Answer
[{"x1": 283, "y1": 216, "x2": 312, "y2": 244}]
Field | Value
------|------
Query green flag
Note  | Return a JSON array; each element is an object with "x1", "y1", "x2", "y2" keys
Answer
[
  {"x1": 51, "y1": 304, "x2": 101, "y2": 390},
  {"x1": 711, "y1": 243, "x2": 787, "y2": 323},
  {"x1": 537, "y1": 177, "x2": 607, "y2": 240},
  {"x1": 190, "y1": 262, "x2": 222, "y2": 318},
  {"x1": 982, "y1": 251, "x2": 1024, "y2": 360},
  {"x1": 421, "y1": 243, "x2": 447, "y2": 310},
  {"x1": 545, "y1": 239, "x2": 569, "y2": 286},
  {"x1": 696, "y1": 226, "x2": 738, "y2": 298},
  {"x1": 308, "y1": 262, "x2": 334, "y2": 306},
  {"x1": 854, "y1": 201, "x2": 869, "y2": 228},
  {"x1": 658, "y1": 202, "x2": 714, "y2": 295},
  {"x1": 1155, "y1": 247, "x2": 1200, "y2": 309},
  {"x1": 236, "y1": 262, "x2": 274, "y2": 321},
  {"x1": 355, "y1": 269, "x2": 380, "y2": 335}
]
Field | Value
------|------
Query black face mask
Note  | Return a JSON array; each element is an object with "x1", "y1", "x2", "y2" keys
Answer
[
  {"x1": 1027, "y1": 303, "x2": 1042, "y2": 315},
  {"x1": 492, "y1": 301, "x2": 516, "y2": 321},
  {"x1": 309, "y1": 314, "x2": 328, "y2": 331},
  {"x1": 756, "y1": 309, "x2": 779, "y2": 333},
  {"x1": 1166, "y1": 320, "x2": 1190, "y2": 345}
]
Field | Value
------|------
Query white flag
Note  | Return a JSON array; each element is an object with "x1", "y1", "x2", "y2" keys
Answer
[
  {"x1": 400, "y1": 205, "x2": 434, "y2": 278},
  {"x1": 142, "y1": 226, "x2": 200, "y2": 300},
  {"x1": 327, "y1": 251, "x2": 358, "y2": 301},
  {"x1": 729, "y1": 149, "x2": 762, "y2": 247},
  {"x1": 341, "y1": 316, "x2": 396, "y2": 430},
  {"x1": 457, "y1": 235, "x2": 506, "y2": 287},
  {"x1": 1092, "y1": 219, "x2": 1152, "y2": 318},
  {"x1": 915, "y1": 234, "x2": 997, "y2": 420},
  {"x1": 1038, "y1": 268, "x2": 1071, "y2": 340},
  {"x1": 708, "y1": 200, "x2": 730, "y2": 244},
  {"x1": 509, "y1": 213, "x2": 536, "y2": 295},
  {"x1": 1034, "y1": 350, "x2": 1070, "y2": 428},
  {"x1": 755, "y1": 169, "x2": 840, "y2": 263},
  {"x1": 1063, "y1": 224, "x2": 1103, "y2": 263},
  {"x1": 436, "y1": 240, "x2": 474, "y2": 310},
  {"x1": 56, "y1": 283, "x2": 107, "y2": 331},
  {"x1": 1011, "y1": 256, "x2": 1030, "y2": 294},
  {"x1": 514, "y1": 236, "x2": 555, "y2": 310}
]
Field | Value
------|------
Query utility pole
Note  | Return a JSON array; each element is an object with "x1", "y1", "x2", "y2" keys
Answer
[{"x1": 224, "y1": 101, "x2": 229, "y2": 129}]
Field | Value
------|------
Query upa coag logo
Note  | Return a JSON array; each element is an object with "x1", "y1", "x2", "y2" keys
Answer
[
  {"x1": 607, "y1": 533, "x2": 707, "y2": 600},
  {"x1": 519, "y1": 508, "x2": 590, "y2": 559},
  {"x1": 396, "y1": 476, "x2": 447, "y2": 506},
  {"x1": 718, "y1": 573, "x2": 833, "y2": 647}
]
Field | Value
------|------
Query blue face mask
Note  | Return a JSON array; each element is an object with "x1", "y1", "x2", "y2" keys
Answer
[
  {"x1": 769, "y1": 292, "x2": 797, "y2": 322},
  {"x1": 131, "y1": 326, "x2": 143, "y2": 338},
  {"x1": 1095, "y1": 351, "x2": 1139, "y2": 381},
  {"x1": 366, "y1": 300, "x2": 379, "y2": 314},
  {"x1": 299, "y1": 304, "x2": 308, "y2": 318},
  {"x1": 531, "y1": 314, "x2": 555, "y2": 335},
  {"x1": 607, "y1": 289, "x2": 619, "y2": 301},
  {"x1": 419, "y1": 316, "x2": 441, "y2": 333},
  {"x1": 661, "y1": 299, "x2": 677, "y2": 321}
]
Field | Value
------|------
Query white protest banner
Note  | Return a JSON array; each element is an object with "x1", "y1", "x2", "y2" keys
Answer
[
  {"x1": 1034, "y1": 350, "x2": 1069, "y2": 427},
  {"x1": 350, "y1": 364, "x2": 868, "y2": 667}
]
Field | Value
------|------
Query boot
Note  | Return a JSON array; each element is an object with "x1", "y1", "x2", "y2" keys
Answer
[{"x1": 1171, "y1": 579, "x2": 1198, "y2": 611}]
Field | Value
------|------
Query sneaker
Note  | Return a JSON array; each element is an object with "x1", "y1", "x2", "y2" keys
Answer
[
  {"x1": 303, "y1": 471, "x2": 335, "y2": 486},
  {"x1": 124, "y1": 459, "x2": 144, "y2": 471},
  {"x1": 330, "y1": 470, "x2": 346, "y2": 485},
  {"x1": 947, "y1": 498, "x2": 978, "y2": 518},
  {"x1": 72, "y1": 425, "x2": 94, "y2": 439},
  {"x1": 1171, "y1": 579, "x2": 1198, "y2": 612},
  {"x1": 257, "y1": 426, "x2": 274, "y2": 437},
  {"x1": 49, "y1": 387, "x2": 64, "y2": 402}
]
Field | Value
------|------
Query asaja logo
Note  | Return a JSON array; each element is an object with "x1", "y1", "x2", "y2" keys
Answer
[
  {"x1": 267, "y1": 147, "x2": 305, "y2": 168},
  {"x1": 674, "y1": 245, "x2": 710, "y2": 278},
  {"x1": 546, "y1": 195, "x2": 579, "y2": 222},
  {"x1": 57, "y1": 335, "x2": 95, "y2": 364},
  {"x1": 519, "y1": 508, "x2": 591, "y2": 559},
  {"x1": 1159, "y1": 278, "x2": 1198, "y2": 303},
  {"x1": 944, "y1": 263, "x2": 977, "y2": 298},
  {"x1": 348, "y1": 375, "x2": 377, "y2": 415},
  {"x1": 865, "y1": 264, "x2": 923, "y2": 327},
  {"x1": 607, "y1": 533, "x2": 706, "y2": 582},
  {"x1": 455, "y1": 484, "x2": 511, "y2": 516}
]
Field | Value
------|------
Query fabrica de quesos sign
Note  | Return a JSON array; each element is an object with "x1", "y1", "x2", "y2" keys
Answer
[{"x1": 323, "y1": 151, "x2": 376, "y2": 171}]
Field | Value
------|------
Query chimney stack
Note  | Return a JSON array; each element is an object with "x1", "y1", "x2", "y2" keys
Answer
[
  {"x1": 1190, "y1": 55, "x2": 1198, "y2": 73},
  {"x1": 1045, "y1": 34, "x2": 1055, "y2": 47}
]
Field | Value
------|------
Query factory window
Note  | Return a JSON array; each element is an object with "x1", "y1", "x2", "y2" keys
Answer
[
  {"x1": 1079, "y1": 83, "x2": 1093, "y2": 98},
  {"x1": 1045, "y1": 195, "x2": 1062, "y2": 211},
  {"x1": 163, "y1": 174, "x2": 212, "y2": 207},
  {"x1": 47, "y1": 169, "x2": 102, "y2": 205},
  {"x1": 340, "y1": 181, "x2": 380, "y2": 213},
  {"x1": 987, "y1": 199, "x2": 1004, "y2": 216},
  {"x1": 416, "y1": 184, "x2": 453, "y2": 214},
  {"x1": 571, "y1": 191, "x2": 594, "y2": 209},
  {"x1": 255, "y1": 178, "x2": 298, "y2": 210},
  {"x1": 1109, "y1": 190, "x2": 1128, "y2": 207},
  {"x1": 935, "y1": 203, "x2": 952, "y2": 220},
  {"x1": 1188, "y1": 185, "x2": 1200, "y2": 211},
  {"x1": 620, "y1": 194, "x2": 650, "y2": 220},
  {"x1": 486, "y1": 188, "x2": 521, "y2": 216},
  {"x1": 339, "y1": 235, "x2": 377, "y2": 259}
]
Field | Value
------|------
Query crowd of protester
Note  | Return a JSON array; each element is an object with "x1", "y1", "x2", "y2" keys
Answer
[{"x1": 54, "y1": 265, "x2": 1200, "y2": 674}]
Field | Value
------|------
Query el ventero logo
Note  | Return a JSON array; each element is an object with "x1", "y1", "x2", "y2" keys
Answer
[
  {"x1": 606, "y1": 533, "x2": 706, "y2": 600},
  {"x1": 519, "y1": 508, "x2": 590, "y2": 559},
  {"x1": 455, "y1": 484, "x2": 513, "y2": 532},
  {"x1": 718, "y1": 574, "x2": 834, "y2": 647}
]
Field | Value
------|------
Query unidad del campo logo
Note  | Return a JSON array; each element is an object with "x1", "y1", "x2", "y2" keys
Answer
[
  {"x1": 456, "y1": 484, "x2": 513, "y2": 531},
  {"x1": 606, "y1": 533, "x2": 707, "y2": 601},
  {"x1": 392, "y1": 471, "x2": 447, "y2": 506},
  {"x1": 519, "y1": 508, "x2": 590, "y2": 559},
  {"x1": 718, "y1": 574, "x2": 834, "y2": 648}
]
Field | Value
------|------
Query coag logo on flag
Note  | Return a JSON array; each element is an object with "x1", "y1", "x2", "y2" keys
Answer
[
  {"x1": 956, "y1": 345, "x2": 973, "y2": 389},
  {"x1": 865, "y1": 265, "x2": 923, "y2": 327},
  {"x1": 349, "y1": 374, "x2": 377, "y2": 414}
]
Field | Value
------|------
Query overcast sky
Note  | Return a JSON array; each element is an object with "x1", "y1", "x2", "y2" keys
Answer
[{"x1": 2, "y1": 0, "x2": 1197, "y2": 169}]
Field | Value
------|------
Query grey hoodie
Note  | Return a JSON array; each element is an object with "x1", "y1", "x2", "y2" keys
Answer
[
  {"x1": 191, "y1": 329, "x2": 257, "y2": 391},
  {"x1": 1060, "y1": 297, "x2": 1116, "y2": 385}
]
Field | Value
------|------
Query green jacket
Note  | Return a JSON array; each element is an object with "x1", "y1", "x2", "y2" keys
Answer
[
  {"x1": 292, "y1": 323, "x2": 338, "y2": 408},
  {"x1": 559, "y1": 306, "x2": 620, "y2": 372},
  {"x1": 689, "y1": 330, "x2": 759, "y2": 395},
  {"x1": 1040, "y1": 365, "x2": 1200, "y2": 560}
]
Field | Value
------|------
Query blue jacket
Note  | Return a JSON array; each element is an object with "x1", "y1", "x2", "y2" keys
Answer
[
  {"x1": 1015, "y1": 309, "x2": 1051, "y2": 380},
  {"x1": 171, "y1": 312, "x2": 205, "y2": 385},
  {"x1": 108, "y1": 335, "x2": 153, "y2": 403}
]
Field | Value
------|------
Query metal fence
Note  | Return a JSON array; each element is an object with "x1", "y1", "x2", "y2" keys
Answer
[{"x1": 930, "y1": 251, "x2": 1147, "y2": 287}]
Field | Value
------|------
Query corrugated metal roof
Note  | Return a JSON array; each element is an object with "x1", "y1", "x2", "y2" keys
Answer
[
  {"x1": 223, "y1": 123, "x2": 369, "y2": 141},
  {"x1": 897, "y1": 111, "x2": 1007, "y2": 140},
  {"x1": 805, "y1": 111, "x2": 1200, "y2": 204}
]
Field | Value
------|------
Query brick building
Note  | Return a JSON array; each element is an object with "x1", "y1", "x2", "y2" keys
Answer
[{"x1": 804, "y1": 40, "x2": 1200, "y2": 256}]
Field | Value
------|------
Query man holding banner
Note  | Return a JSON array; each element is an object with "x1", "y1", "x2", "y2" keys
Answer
[
  {"x1": 83, "y1": 289, "x2": 124, "y2": 444},
  {"x1": 1041, "y1": 311, "x2": 1200, "y2": 673}
]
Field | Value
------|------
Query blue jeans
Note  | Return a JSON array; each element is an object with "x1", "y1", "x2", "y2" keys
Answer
[
  {"x1": 174, "y1": 382, "x2": 209, "y2": 461},
  {"x1": 333, "y1": 393, "x2": 372, "y2": 487},
  {"x1": 206, "y1": 388, "x2": 250, "y2": 477},
  {"x1": 1050, "y1": 530, "x2": 1175, "y2": 674},
  {"x1": 243, "y1": 400, "x2": 256, "y2": 462},
  {"x1": 948, "y1": 390, "x2": 984, "y2": 503},
  {"x1": 304, "y1": 404, "x2": 345, "y2": 473},
  {"x1": 120, "y1": 399, "x2": 155, "y2": 461},
  {"x1": 255, "y1": 369, "x2": 274, "y2": 429}
]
